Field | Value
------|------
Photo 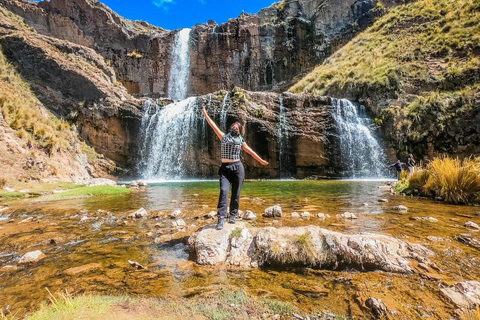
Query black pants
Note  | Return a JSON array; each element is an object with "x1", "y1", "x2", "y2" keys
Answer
[{"x1": 217, "y1": 162, "x2": 245, "y2": 218}]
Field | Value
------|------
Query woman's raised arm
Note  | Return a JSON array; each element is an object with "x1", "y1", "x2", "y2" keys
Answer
[
  {"x1": 202, "y1": 106, "x2": 224, "y2": 140},
  {"x1": 242, "y1": 143, "x2": 269, "y2": 166}
]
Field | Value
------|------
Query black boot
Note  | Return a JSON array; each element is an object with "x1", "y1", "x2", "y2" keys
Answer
[
  {"x1": 216, "y1": 216, "x2": 226, "y2": 230},
  {"x1": 228, "y1": 211, "x2": 237, "y2": 224}
]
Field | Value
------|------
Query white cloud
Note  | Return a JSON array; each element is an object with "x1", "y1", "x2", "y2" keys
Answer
[{"x1": 153, "y1": 0, "x2": 175, "y2": 10}]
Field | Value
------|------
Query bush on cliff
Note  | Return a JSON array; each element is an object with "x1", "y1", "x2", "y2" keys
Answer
[{"x1": 290, "y1": 0, "x2": 480, "y2": 158}]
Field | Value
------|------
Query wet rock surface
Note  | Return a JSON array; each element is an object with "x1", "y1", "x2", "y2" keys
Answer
[{"x1": 188, "y1": 224, "x2": 433, "y2": 273}]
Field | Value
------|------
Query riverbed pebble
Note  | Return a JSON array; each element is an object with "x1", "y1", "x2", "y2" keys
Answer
[
  {"x1": 243, "y1": 210, "x2": 257, "y2": 220},
  {"x1": 18, "y1": 250, "x2": 46, "y2": 264},
  {"x1": 465, "y1": 221, "x2": 480, "y2": 230},
  {"x1": 169, "y1": 210, "x2": 181, "y2": 219},
  {"x1": 378, "y1": 199, "x2": 388, "y2": 203},
  {"x1": 207, "y1": 211, "x2": 217, "y2": 219},
  {"x1": 412, "y1": 216, "x2": 438, "y2": 222},
  {"x1": 392, "y1": 205, "x2": 408, "y2": 212},
  {"x1": 19, "y1": 217, "x2": 33, "y2": 224},
  {"x1": 301, "y1": 212, "x2": 311, "y2": 219},
  {"x1": 128, "y1": 208, "x2": 148, "y2": 219},
  {"x1": 316, "y1": 213, "x2": 330, "y2": 219},
  {"x1": 128, "y1": 260, "x2": 144, "y2": 270},
  {"x1": 290, "y1": 212, "x2": 300, "y2": 218},
  {"x1": 264, "y1": 205, "x2": 282, "y2": 217},
  {"x1": 173, "y1": 219, "x2": 186, "y2": 228},
  {"x1": 339, "y1": 212, "x2": 357, "y2": 219},
  {"x1": 0, "y1": 265, "x2": 18, "y2": 272}
]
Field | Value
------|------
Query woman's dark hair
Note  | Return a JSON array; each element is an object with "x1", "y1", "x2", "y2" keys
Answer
[{"x1": 229, "y1": 122, "x2": 244, "y2": 135}]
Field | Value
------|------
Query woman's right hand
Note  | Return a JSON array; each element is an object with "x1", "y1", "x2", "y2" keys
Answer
[{"x1": 259, "y1": 159, "x2": 269, "y2": 166}]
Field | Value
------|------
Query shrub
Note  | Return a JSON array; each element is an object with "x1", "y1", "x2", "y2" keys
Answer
[{"x1": 423, "y1": 157, "x2": 480, "y2": 204}]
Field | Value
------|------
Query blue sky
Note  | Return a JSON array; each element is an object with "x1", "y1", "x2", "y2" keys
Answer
[{"x1": 99, "y1": 0, "x2": 278, "y2": 30}]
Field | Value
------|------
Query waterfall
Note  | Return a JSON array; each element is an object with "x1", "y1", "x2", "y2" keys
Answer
[
  {"x1": 168, "y1": 28, "x2": 191, "y2": 100},
  {"x1": 277, "y1": 95, "x2": 290, "y2": 177},
  {"x1": 332, "y1": 99, "x2": 389, "y2": 178},
  {"x1": 220, "y1": 92, "x2": 231, "y2": 131},
  {"x1": 138, "y1": 97, "x2": 201, "y2": 180}
]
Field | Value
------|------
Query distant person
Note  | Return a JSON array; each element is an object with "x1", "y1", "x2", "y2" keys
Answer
[
  {"x1": 202, "y1": 105, "x2": 268, "y2": 230},
  {"x1": 407, "y1": 154, "x2": 416, "y2": 175},
  {"x1": 389, "y1": 160, "x2": 404, "y2": 180}
]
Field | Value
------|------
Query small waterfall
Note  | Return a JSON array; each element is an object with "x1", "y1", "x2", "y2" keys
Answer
[
  {"x1": 332, "y1": 99, "x2": 389, "y2": 178},
  {"x1": 138, "y1": 97, "x2": 201, "y2": 180},
  {"x1": 277, "y1": 95, "x2": 290, "y2": 177},
  {"x1": 168, "y1": 28, "x2": 191, "y2": 100},
  {"x1": 219, "y1": 92, "x2": 231, "y2": 131}
]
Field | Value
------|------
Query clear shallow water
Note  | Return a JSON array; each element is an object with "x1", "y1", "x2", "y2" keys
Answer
[{"x1": 1, "y1": 180, "x2": 480, "y2": 318}]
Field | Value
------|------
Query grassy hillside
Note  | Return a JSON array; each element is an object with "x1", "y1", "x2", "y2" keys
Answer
[{"x1": 290, "y1": 0, "x2": 480, "y2": 159}]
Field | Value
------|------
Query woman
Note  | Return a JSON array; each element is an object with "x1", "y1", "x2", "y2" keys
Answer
[{"x1": 202, "y1": 106, "x2": 268, "y2": 230}]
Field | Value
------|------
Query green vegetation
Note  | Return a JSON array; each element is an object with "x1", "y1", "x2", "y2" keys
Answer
[
  {"x1": 295, "y1": 233, "x2": 318, "y2": 266},
  {"x1": 290, "y1": 0, "x2": 480, "y2": 158},
  {"x1": 230, "y1": 227, "x2": 243, "y2": 240},
  {"x1": 36, "y1": 185, "x2": 130, "y2": 202},
  {"x1": 0, "y1": 190, "x2": 25, "y2": 200},
  {"x1": 394, "y1": 156, "x2": 480, "y2": 204},
  {"x1": 22, "y1": 289, "x2": 303, "y2": 320}
]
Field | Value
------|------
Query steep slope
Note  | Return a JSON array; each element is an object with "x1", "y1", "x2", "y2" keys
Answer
[
  {"x1": 290, "y1": 0, "x2": 480, "y2": 160},
  {"x1": 0, "y1": 7, "x2": 142, "y2": 182}
]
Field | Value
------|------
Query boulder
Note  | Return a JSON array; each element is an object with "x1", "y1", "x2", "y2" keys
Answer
[
  {"x1": 440, "y1": 280, "x2": 480, "y2": 309},
  {"x1": 339, "y1": 212, "x2": 357, "y2": 219},
  {"x1": 63, "y1": 263, "x2": 101, "y2": 275},
  {"x1": 243, "y1": 210, "x2": 257, "y2": 220},
  {"x1": 290, "y1": 212, "x2": 300, "y2": 218},
  {"x1": 392, "y1": 205, "x2": 408, "y2": 212},
  {"x1": 264, "y1": 205, "x2": 282, "y2": 218},
  {"x1": 18, "y1": 250, "x2": 46, "y2": 264},
  {"x1": 169, "y1": 210, "x2": 181, "y2": 219},
  {"x1": 128, "y1": 208, "x2": 148, "y2": 219},
  {"x1": 188, "y1": 225, "x2": 433, "y2": 273},
  {"x1": 465, "y1": 221, "x2": 480, "y2": 230},
  {"x1": 301, "y1": 212, "x2": 311, "y2": 219}
]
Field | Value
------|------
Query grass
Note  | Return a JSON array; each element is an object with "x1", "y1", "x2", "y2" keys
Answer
[
  {"x1": 289, "y1": 0, "x2": 480, "y2": 159},
  {"x1": 230, "y1": 227, "x2": 243, "y2": 240},
  {"x1": 394, "y1": 156, "x2": 480, "y2": 204},
  {"x1": 23, "y1": 289, "x2": 304, "y2": 320},
  {"x1": 0, "y1": 190, "x2": 26, "y2": 199},
  {"x1": 36, "y1": 185, "x2": 130, "y2": 201}
]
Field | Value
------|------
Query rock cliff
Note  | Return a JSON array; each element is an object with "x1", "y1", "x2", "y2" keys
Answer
[{"x1": 1, "y1": 0, "x2": 407, "y2": 96}]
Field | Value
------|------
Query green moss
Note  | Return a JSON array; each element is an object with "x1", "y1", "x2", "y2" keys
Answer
[
  {"x1": 230, "y1": 227, "x2": 243, "y2": 240},
  {"x1": 36, "y1": 185, "x2": 130, "y2": 201}
]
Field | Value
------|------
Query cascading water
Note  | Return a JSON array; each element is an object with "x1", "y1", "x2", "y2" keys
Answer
[
  {"x1": 219, "y1": 93, "x2": 231, "y2": 131},
  {"x1": 332, "y1": 99, "x2": 389, "y2": 178},
  {"x1": 277, "y1": 95, "x2": 290, "y2": 177},
  {"x1": 168, "y1": 28, "x2": 191, "y2": 100},
  {"x1": 138, "y1": 97, "x2": 202, "y2": 180}
]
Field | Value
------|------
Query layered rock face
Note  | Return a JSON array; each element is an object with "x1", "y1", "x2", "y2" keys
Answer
[
  {"x1": 2, "y1": 0, "x2": 405, "y2": 96},
  {"x1": 0, "y1": 5, "x2": 143, "y2": 169},
  {"x1": 137, "y1": 89, "x2": 340, "y2": 179}
]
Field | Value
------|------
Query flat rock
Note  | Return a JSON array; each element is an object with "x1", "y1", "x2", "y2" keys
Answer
[
  {"x1": 264, "y1": 205, "x2": 282, "y2": 218},
  {"x1": 440, "y1": 280, "x2": 480, "y2": 309},
  {"x1": 63, "y1": 263, "x2": 101, "y2": 275},
  {"x1": 465, "y1": 221, "x2": 480, "y2": 230},
  {"x1": 18, "y1": 250, "x2": 46, "y2": 264},
  {"x1": 188, "y1": 225, "x2": 432, "y2": 273}
]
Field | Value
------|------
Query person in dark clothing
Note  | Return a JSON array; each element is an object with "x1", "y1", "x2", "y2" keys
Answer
[
  {"x1": 390, "y1": 160, "x2": 404, "y2": 179},
  {"x1": 407, "y1": 154, "x2": 416, "y2": 175},
  {"x1": 202, "y1": 106, "x2": 268, "y2": 230}
]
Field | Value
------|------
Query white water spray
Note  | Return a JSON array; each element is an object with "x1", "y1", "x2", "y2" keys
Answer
[{"x1": 168, "y1": 28, "x2": 191, "y2": 100}]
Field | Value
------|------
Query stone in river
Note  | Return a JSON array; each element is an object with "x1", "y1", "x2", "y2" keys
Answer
[
  {"x1": 339, "y1": 212, "x2": 357, "y2": 219},
  {"x1": 128, "y1": 260, "x2": 145, "y2": 270},
  {"x1": 365, "y1": 297, "x2": 389, "y2": 318},
  {"x1": 301, "y1": 212, "x2": 311, "y2": 219},
  {"x1": 18, "y1": 250, "x2": 46, "y2": 264},
  {"x1": 207, "y1": 211, "x2": 217, "y2": 219},
  {"x1": 169, "y1": 210, "x2": 181, "y2": 219},
  {"x1": 440, "y1": 280, "x2": 480, "y2": 309},
  {"x1": 19, "y1": 217, "x2": 34, "y2": 224},
  {"x1": 128, "y1": 208, "x2": 148, "y2": 219},
  {"x1": 264, "y1": 205, "x2": 282, "y2": 217},
  {"x1": 173, "y1": 219, "x2": 186, "y2": 228},
  {"x1": 316, "y1": 213, "x2": 329, "y2": 219},
  {"x1": 243, "y1": 210, "x2": 257, "y2": 220},
  {"x1": 465, "y1": 221, "x2": 480, "y2": 230},
  {"x1": 378, "y1": 199, "x2": 388, "y2": 203},
  {"x1": 392, "y1": 205, "x2": 408, "y2": 212},
  {"x1": 290, "y1": 212, "x2": 300, "y2": 218},
  {"x1": 63, "y1": 263, "x2": 101, "y2": 276}
]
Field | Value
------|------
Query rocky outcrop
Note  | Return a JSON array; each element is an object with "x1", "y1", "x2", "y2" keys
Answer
[
  {"x1": 440, "y1": 281, "x2": 480, "y2": 310},
  {"x1": 2, "y1": 0, "x2": 406, "y2": 96},
  {"x1": 0, "y1": 6, "x2": 143, "y2": 169},
  {"x1": 188, "y1": 223, "x2": 433, "y2": 273}
]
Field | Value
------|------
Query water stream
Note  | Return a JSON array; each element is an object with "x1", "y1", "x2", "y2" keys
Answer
[
  {"x1": 219, "y1": 92, "x2": 231, "y2": 131},
  {"x1": 168, "y1": 28, "x2": 191, "y2": 100},
  {"x1": 277, "y1": 95, "x2": 290, "y2": 177},
  {"x1": 332, "y1": 99, "x2": 389, "y2": 178},
  {"x1": 1, "y1": 180, "x2": 479, "y2": 319}
]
